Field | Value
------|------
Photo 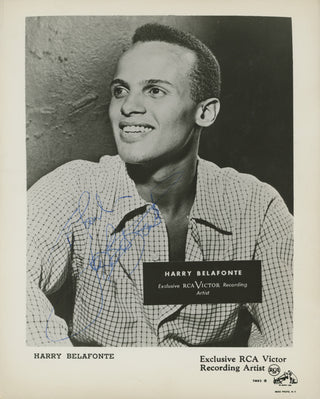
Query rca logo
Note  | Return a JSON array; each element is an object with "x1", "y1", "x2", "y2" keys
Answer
[{"x1": 268, "y1": 364, "x2": 280, "y2": 376}]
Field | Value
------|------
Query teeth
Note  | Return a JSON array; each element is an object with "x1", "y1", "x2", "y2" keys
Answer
[{"x1": 122, "y1": 125, "x2": 153, "y2": 133}]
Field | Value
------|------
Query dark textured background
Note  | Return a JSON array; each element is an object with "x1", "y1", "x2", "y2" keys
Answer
[{"x1": 26, "y1": 16, "x2": 293, "y2": 212}]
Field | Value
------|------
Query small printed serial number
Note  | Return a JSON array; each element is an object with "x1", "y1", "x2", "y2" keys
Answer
[{"x1": 275, "y1": 391, "x2": 296, "y2": 394}]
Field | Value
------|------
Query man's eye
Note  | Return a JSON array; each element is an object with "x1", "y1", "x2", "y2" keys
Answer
[
  {"x1": 112, "y1": 86, "x2": 128, "y2": 98},
  {"x1": 147, "y1": 87, "x2": 166, "y2": 98}
]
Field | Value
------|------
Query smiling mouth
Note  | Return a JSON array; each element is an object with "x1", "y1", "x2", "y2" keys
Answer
[{"x1": 119, "y1": 124, "x2": 154, "y2": 134}]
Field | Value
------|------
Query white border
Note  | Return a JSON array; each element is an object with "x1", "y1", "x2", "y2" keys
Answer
[{"x1": 1, "y1": 1, "x2": 319, "y2": 398}]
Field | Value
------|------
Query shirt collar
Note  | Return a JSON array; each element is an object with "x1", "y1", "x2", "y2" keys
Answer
[
  {"x1": 110, "y1": 155, "x2": 232, "y2": 235},
  {"x1": 111, "y1": 157, "x2": 149, "y2": 229},
  {"x1": 190, "y1": 158, "x2": 233, "y2": 235}
]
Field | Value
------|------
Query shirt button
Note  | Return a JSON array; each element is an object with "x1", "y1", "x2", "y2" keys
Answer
[{"x1": 151, "y1": 252, "x2": 160, "y2": 261}]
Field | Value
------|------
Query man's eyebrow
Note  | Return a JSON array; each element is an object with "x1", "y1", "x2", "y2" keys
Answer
[
  {"x1": 110, "y1": 78, "x2": 128, "y2": 87},
  {"x1": 110, "y1": 78, "x2": 174, "y2": 88},
  {"x1": 143, "y1": 79, "x2": 173, "y2": 87}
]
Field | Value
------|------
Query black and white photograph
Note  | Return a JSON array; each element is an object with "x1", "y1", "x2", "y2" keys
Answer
[
  {"x1": 1, "y1": 1, "x2": 319, "y2": 398},
  {"x1": 26, "y1": 16, "x2": 293, "y2": 347}
]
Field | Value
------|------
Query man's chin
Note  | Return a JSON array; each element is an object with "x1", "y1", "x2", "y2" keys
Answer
[
  {"x1": 117, "y1": 151, "x2": 148, "y2": 165},
  {"x1": 117, "y1": 150, "x2": 169, "y2": 172}
]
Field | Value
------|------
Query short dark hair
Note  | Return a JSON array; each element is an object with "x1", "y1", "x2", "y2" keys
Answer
[{"x1": 132, "y1": 23, "x2": 221, "y2": 103}]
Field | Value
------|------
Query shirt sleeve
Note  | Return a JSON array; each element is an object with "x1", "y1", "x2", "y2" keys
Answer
[
  {"x1": 247, "y1": 193, "x2": 293, "y2": 347},
  {"x1": 27, "y1": 164, "x2": 80, "y2": 346}
]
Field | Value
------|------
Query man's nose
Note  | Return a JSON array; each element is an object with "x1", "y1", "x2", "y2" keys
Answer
[{"x1": 121, "y1": 92, "x2": 146, "y2": 116}]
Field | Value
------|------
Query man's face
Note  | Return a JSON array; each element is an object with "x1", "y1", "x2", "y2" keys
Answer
[{"x1": 109, "y1": 41, "x2": 199, "y2": 165}]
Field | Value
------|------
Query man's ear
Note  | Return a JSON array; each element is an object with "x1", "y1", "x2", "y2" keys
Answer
[{"x1": 195, "y1": 98, "x2": 220, "y2": 127}]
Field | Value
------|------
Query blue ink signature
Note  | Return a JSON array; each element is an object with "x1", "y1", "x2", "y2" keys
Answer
[{"x1": 46, "y1": 171, "x2": 183, "y2": 342}]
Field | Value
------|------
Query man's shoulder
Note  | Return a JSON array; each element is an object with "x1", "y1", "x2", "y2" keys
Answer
[
  {"x1": 198, "y1": 158, "x2": 282, "y2": 220},
  {"x1": 199, "y1": 158, "x2": 278, "y2": 197},
  {"x1": 59, "y1": 154, "x2": 123, "y2": 180},
  {"x1": 29, "y1": 155, "x2": 122, "y2": 191},
  {"x1": 48, "y1": 154, "x2": 122, "y2": 177},
  {"x1": 27, "y1": 155, "x2": 124, "y2": 220}
]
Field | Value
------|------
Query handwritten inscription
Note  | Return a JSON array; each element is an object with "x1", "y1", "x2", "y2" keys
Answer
[{"x1": 45, "y1": 171, "x2": 183, "y2": 342}]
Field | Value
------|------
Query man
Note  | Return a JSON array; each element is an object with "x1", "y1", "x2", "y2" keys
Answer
[{"x1": 27, "y1": 23, "x2": 293, "y2": 346}]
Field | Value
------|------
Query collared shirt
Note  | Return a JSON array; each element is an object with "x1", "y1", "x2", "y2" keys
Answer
[{"x1": 27, "y1": 155, "x2": 293, "y2": 347}]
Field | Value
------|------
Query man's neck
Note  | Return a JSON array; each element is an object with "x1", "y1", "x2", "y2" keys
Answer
[{"x1": 126, "y1": 153, "x2": 198, "y2": 217}]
